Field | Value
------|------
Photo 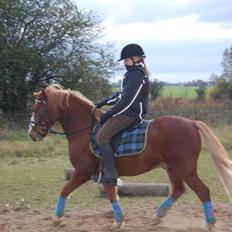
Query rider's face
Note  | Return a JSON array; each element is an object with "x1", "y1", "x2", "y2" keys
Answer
[
  {"x1": 124, "y1": 58, "x2": 133, "y2": 65},
  {"x1": 124, "y1": 56, "x2": 142, "y2": 65}
]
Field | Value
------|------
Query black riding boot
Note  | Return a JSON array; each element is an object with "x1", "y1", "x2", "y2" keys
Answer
[{"x1": 93, "y1": 143, "x2": 118, "y2": 186}]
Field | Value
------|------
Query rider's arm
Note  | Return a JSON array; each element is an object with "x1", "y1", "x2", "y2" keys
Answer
[
  {"x1": 104, "y1": 71, "x2": 144, "y2": 118},
  {"x1": 95, "y1": 92, "x2": 121, "y2": 108}
]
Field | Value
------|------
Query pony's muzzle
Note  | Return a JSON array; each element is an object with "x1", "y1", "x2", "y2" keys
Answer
[{"x1": 28, "y1": 127, "x2": 44, "y2": 142}]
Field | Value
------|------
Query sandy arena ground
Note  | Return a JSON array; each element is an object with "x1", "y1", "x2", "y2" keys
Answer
[{"x1": 0, "y1": 204, "x2": 232, "y2": 232}]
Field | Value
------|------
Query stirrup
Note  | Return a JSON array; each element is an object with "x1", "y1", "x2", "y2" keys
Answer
[
  {"x1": 91, "y1": 173, "x2": 118, "y2": 186},
  {"x1": 91, "y1": 171, "x2": 103, "y2": 183}
]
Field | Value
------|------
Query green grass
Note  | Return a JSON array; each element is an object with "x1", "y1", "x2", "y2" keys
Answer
[
  {"x1": 161, "y1": 86, "x2": 198, "y2": 99},
  {"x1": 0, "y1": 127, "x2": 232, "y2": 211},
  {"x1": 0, "y1": 129, "x2": 27, "y2": 141}
]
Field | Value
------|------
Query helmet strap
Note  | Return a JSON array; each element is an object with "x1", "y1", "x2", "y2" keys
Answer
[{"x1": 129, "y1": 57, "x2": 136, "y2": 66}]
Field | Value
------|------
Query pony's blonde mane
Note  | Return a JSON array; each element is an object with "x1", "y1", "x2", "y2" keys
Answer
[{"x1": 45, "y1": 84, "x2": 94, "y2": 112}]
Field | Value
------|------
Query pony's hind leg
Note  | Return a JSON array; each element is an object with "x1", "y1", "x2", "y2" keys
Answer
[
  {"x1": 154, "y1": 168, "x2": 185, "y2": 224},
  {"x1": 182, "y1": 173, "x2": 216, "y2": 230}
]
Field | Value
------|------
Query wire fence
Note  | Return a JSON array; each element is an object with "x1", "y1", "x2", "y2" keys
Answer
[
  {"x1": 1, "y1": 100, "x2": 232, "y2": 130},
  {"x1": 0, "y1": 112, "x2": 31, "y2": 130},
  {"x1": 147, "y1": 99, "x2": 232, "y2": 127}
]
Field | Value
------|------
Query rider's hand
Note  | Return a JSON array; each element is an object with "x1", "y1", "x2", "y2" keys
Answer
[
  {"x1": 100, "y1": 113, "x2": 109, "y2": 125},
  {"x1": 94, "y1": 108, "x2": 103, "y2": 122}
]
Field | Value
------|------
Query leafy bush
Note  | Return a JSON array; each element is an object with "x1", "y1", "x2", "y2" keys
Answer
[
  {"x1": 195, "y1": 83, "x2": 207, "y2": 101},
  {"x1": 149, "y1": 80, "x2": 164, "y2": 100},
  {"x1": 208, "y1": 79, "x2": 232, "y2": 100}
]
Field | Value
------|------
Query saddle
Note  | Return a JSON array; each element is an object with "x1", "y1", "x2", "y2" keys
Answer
[{"x1": 90, "y1": 120, "x2": 151, "y2": 158}]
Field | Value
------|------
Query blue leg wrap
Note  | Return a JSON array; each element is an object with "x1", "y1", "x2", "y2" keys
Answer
[
  {"x1": 55, "y1": 197, "x2": 66, "y2": 218},
  {"x1": 111, "y1": 201, "x2": 124, "y2": 223},
  {"x1": 203, "y1": 201, "x2": 216, "y2": 224},
  {"x1": 156, "y1": 197, "x2": 175, "y2": 217}
]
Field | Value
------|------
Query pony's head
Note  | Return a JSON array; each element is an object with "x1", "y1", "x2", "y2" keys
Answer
[{"x1": 28, "y1": 84, "x2": 63, "y2": 141}]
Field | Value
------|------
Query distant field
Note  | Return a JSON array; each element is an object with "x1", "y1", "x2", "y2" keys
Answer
[
  {"x1": 112, "y1": 86, "x2": 201, "y2": 99},
  {"x1": 161, "y1": 86, "x2": 198, "y2": 99}
]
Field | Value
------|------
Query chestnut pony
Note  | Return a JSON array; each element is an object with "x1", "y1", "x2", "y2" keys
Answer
[{"x1": 28, "y1": 84, "x2": 232, "y2": 231}]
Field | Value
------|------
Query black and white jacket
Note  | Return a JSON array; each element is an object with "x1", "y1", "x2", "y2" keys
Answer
[{"x1": 97, "y1": 65, "x2": 149, "y2": 121}]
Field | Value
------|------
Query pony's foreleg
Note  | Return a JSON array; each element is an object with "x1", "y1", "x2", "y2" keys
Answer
[
  {"x1": 104, "y1": 185, "x2": 124, "y2": 228},
  {"x1": 55, "y1": 169, "x2": 90, "y2": 218},
  {"x1": 154, "y1": 169, "x2": 185, "y2": 224}
]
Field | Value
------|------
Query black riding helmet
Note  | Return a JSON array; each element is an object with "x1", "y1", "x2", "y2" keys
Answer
[{"x1": 118, "y1": 44, "x2": 146, "y2": 61}]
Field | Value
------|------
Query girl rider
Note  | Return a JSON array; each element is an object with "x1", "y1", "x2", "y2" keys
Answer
[{"x1": 95, "y1": 44, "x2": 150, "y2": 186}]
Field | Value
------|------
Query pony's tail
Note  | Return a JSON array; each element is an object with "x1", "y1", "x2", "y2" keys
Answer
[{"x1": 194, "y1": 120, "x2": 232, "y2": 201}]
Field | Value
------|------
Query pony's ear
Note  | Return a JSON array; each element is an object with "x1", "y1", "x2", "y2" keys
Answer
[{"x1": 33, "y1": 90, "x2": 46, "y2": 99}]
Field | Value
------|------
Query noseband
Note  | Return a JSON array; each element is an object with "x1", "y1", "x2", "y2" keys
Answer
[{"x1": 29, "y1": 99, "x2": 52, "y2": 135}]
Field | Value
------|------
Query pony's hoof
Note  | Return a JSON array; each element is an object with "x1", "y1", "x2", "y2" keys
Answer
[
  {"x1": 53, "y1": 217, "x2": 64, "y2": 226},
  {"x1": 203, "y1": 223, "x2": 215, "y2": 231},
  {"x1": 152, "y1": 214, "x2": 161, "y2": 225},
  {"x1": 111, "y1": 221, "x2": 124, "y2": 230}
]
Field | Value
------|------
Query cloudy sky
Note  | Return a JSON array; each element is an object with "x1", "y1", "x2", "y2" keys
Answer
[{"x1": 75, "y1": 0, "x2": 232, "y2": 83}]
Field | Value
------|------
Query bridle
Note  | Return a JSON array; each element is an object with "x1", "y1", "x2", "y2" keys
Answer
[{"x1": 29, "y1": 98, "x2": 96, "y2": 137}]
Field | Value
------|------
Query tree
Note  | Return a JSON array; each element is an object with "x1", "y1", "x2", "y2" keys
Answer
[
  {"x1": 0, "y1": 0, "x2": 116, "y2": 113},
  {"x1": 209, "y1": 73, "x2": 220, "y2": 83},
  {"x1": 221, "y1": 46, "x2": 232, "y2": 81},
  {"x1": 195, "y1": 80, "x2": 207, "y2": 101},
  {"x1": 209, "y1": 45, "x2": 232, "y2": 100},
  {"x1": 149, "y1": 79, "x2": 164, "y2": 100}
]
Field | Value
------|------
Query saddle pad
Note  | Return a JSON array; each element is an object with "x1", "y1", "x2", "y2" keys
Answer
[{"x1": 90, "y1": 120, "x2": 151, "y2": 158}]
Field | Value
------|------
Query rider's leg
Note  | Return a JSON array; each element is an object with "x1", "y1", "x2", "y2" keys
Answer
[
  {"x1": 98, "y1": 143, "x2": 118, "y2": 185},
  {"x1": 96, "y1": 114, "x2": 136, "y2": 185}
]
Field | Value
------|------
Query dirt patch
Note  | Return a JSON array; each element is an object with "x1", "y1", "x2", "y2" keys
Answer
[{"x1": 0, "y1": 204, "x2": 232, "y2": 232}]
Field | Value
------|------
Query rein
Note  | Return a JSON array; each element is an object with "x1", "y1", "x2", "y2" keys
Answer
[{"x1": 47, "y1": 123, "x2": 95, "y2": 136}]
